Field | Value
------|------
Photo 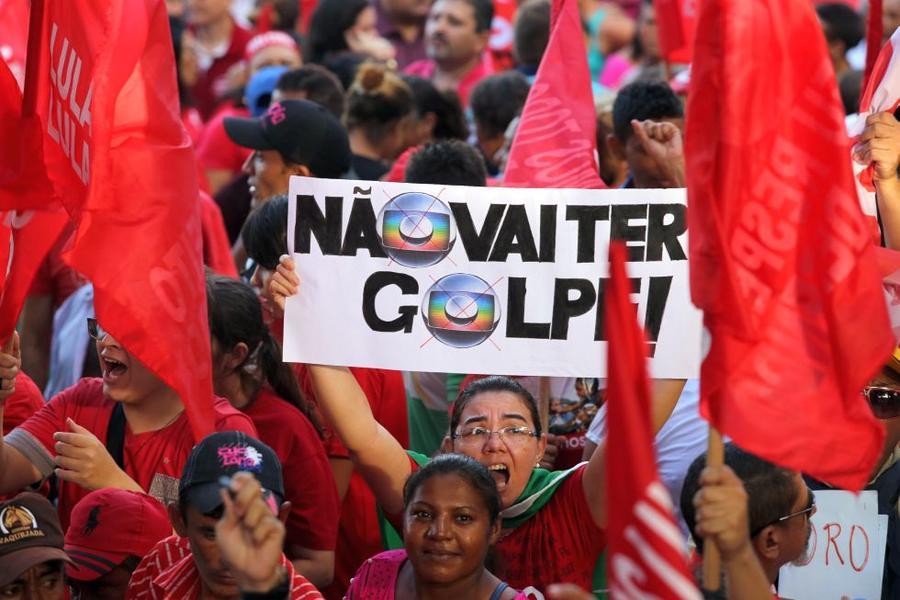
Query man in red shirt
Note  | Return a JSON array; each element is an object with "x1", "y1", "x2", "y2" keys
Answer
[
  {"x1": 187, "y1": 0, "x2": 253, "y2": 119},
  {"x1": 126, "y1": 431, "x2": 322, "y2": 600},
  {"x1": 0, "y1": 320, "x2": 256, "y2": 531},
  {"x1": 405, "y1": 0, "x2": 496, "y2": 107}
]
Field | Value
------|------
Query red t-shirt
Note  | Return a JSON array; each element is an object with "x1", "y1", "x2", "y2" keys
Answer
[
  {"x1": 404, "y1": 55, "x2": 495, "y2": 107},
  {"x1": 245, "y1": 388, "x2": 339, "y2": 552},
  {"x1": 190, "y1": 24, "x2": 253, "y2": 119},
  {"x1": 4, "y1": 373, "x2": 45, "y2": 435},
  {"x1": 6, "y1": 378, "x2": 256, "y2": 531},
  {"x1": 195, "y1": 105, "x2": 252, "y2": 176},
  {"x1": 198, "y1": 191, "x2": 239, "y2": 278}
]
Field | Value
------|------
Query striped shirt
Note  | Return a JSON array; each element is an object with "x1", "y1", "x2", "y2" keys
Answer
[{"x1": 126, "y1": 535, "x2": 323, "y2": 600}]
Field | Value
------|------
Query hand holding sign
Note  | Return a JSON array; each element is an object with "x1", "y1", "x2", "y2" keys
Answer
[{"x1": 269, "y1": 254, "x2": 299, "y2": 315}]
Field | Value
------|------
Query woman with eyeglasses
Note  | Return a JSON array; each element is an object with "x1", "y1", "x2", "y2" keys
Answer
[
  {"x1": 0, "y1": 321, "x2": 257, "y2": 532},
  {"x1": 205, "y1": 273, "x2": 340, "y2": 589},
  {"x1": 347, "y1": 453, "x2": 528, "y2": 599},
  {"x1": 264, "y1": 255, "x2": 688, "y2": 593}
]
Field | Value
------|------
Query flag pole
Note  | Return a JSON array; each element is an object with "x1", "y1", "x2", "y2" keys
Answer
[
  {"x1": 702, "y1": 426, "x2": 725, "y2": 590},
  {"x1": 539, "y1": 376, "x2": 551, "y2": 434},
  {"x1": 22, "y1": 0, "x2": 45, "y2": 117}
]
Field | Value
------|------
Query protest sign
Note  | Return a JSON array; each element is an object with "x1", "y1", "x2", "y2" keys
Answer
[
  {"x1": 282, "y1": 177, "x2": 701, "y2": 377},
  {"x1": 779, "y1": 491, "x2": 887, "y2": 600}
]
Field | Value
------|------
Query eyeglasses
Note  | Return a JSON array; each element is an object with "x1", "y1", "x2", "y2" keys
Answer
[
  {"x1": 864, "y1": 386, "x2": 900, "y2": 420},
  {"x1": 86, "y1": 318, "x2": 108, "y2": 341},
  {"x1": 751, "y1": 489, "x2": 816, "y2": 538},
  {"x1": 451, "y1": 426, "x2": 538, "y2": 447}
]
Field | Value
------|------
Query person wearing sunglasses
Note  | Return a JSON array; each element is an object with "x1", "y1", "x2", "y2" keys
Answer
[
  {"x1": 681, "y1": 443, "x2": 816, "y2": 597},
  {"x1": 0, "y1": 321, "x2": 257, "y2": 533}
]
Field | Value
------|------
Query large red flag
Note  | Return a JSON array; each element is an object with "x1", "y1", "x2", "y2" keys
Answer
[
  {"x1": 686, "y1": 0, "x2": 892, "y2": 490},
  {"x1": 502, "y1": 0, "x2": 605, "y2": 189},
  {"x1": 0, "y1": 0, "x2": 29, "y2": 88},
  {"x1": 653, "y1": 0, "x2": 697, "y2": 64},
  {"x1": 605, "y1": 242, "x2": 700, "y2": 600},
  {"x1": 2, "y1": 0, "x2": 214, "y2": 441}
]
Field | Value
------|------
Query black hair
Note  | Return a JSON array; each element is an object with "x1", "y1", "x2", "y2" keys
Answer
[
  {"x1": 168, "y1": 16, "x2": 192, "y2": 110},
  {"x1": 275, "y1": 65, "x2": 346, "y2": 118},
  {"x1": 450, "y1": 376, "x2": 542, "y2": 438},
  {"x1": 513, "y1": 0, "x2": 550, "y2": 67},
  {"x1": 470, "y1": 72, "x2": 531, "y2": 140},
  {"x1": 321, "y1": 51, "x2": 368, "y2": 92},
  {"x1": 344, "y1": 62, "x2": 415, "y2": 142},
  {"x1": 205, "y1": 273, "x2": 322, "y2": 436},
  {"x1": 839, "y1": 69, "x2": 863, "y2": 116},
  {"x1": 307, "y1": 0, "x2": 369, "y2": 63},
  {"x1": 680, "y1": 442, "x2": 799, "y2": 555},
  {"x1": 402, "y1": 75, "x2": 469, "y2": 141},
  {"x1": 403, "y1": 453, "x2": 502, "y2": 524},
  {"x1": 405, "y1": 140, "x2": 488, "y2": 187},
  {"x1": 612, "y1": 80, "x2": 683, "y2": 142},
  {"x1": 458, "y1": 0, "x2": 495, "y2": 33},
  {"x1": 242, "y1": 195, "x2": 289, "y2": 271},
  {"x1": 817, "y1": 3, "x2": 865, "y2": 52}
]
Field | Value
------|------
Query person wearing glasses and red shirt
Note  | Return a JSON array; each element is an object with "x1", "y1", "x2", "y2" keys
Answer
[{"x1": 0, "y1": 321, "x2": 256, "y2": 532}]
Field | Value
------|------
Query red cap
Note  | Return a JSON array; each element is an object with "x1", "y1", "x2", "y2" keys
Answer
[
  {"x1": 244, "y1": 31, "x2": 299, "y2": 62},
  {"x1": 64, "y1": 489, "x2": 171, "y2": 582}
]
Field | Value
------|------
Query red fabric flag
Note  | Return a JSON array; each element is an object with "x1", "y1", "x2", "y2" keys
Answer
[
  {"x1": 605, "y1": 242, "x2": 700, "y2": 600},
  {"x1": 3, "y1": 0, "x2": 214, "y2": 441},
  {"x1": 502, "y1": 0, "x2": 605, "y2": 189},
  {"x1": 653, "y1": 0, "x2": 697, "y2": 64},
  {"x1": 686, "y1": 0, "x2": 892, "y2": 490},
  {"x1": 0, "y1": 0, "x2": 29, "y2": 88},
  {"x1": 866, "y1": 0, "x2": 884, "y2": 88}
]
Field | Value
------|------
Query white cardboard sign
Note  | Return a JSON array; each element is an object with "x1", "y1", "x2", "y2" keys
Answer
[
  {"x1": 283, "y1": 177, "x2": 702, "y2": 377},
  {"x1": 779, "y1": 490, "x2": 887, "y2": 600}
]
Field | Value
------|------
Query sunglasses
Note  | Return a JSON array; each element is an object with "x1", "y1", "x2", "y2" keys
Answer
[
  {"x1": 751, "y1": 489, "x2": 816, "y2": 538},
  {"x1": 86, "y1": 318, "x2": 108, "y2": 341},
  {"x1": 865, "y1": 387, "x2": 900, "y2": 420}
]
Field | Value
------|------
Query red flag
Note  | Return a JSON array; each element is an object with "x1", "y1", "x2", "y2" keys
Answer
[
  {"x1": 502, "y1": 0, "x2": 605, "y2": 189},
  {"x1": 4, "y1": 0, "x2": 214, "y2": 441},
  {"x1": 686, "y1": 0, "x2": 892, "y2": 490},
  {"x1": 866, "y1": 0, "x2": 884, "y2": 88},
  {"x1": 653, "y1": 0, "x2": 697, "y2": 64},
  {"x1": 605, "y1": 242, "x2": 700, "y2": 600},
  {"x1": 0, "y1": 0, "x2": 29, "y2": 88}
]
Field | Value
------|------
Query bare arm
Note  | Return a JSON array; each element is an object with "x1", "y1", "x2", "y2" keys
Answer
[
  {"x1": 0, "y1": 334, "x2": 44, "y2": 493},
  {"x1": 288, "y1": 549, "x2": 334, "y2": 590},
  {"x1": 582, "y1": 379, "x2": 686, "y2": 528}
]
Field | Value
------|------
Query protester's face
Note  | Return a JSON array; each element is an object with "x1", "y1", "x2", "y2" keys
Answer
[
  {"x1": 885, "y1": 0, "x2": 900, "y2": 45},
  {"x1": 623, "y1": 116, "x2": 684, "y2": 188},
  {"x1": 349, "y1": 6, "x2": 380, "y2": 39},
  {"x1": 68, "y1": 566, "x2": 134, "y2": 600},
  {"x1": 450, "y1": 392, "x2": 546, "y2": 509},
  {"x1": 248, "y1": 46, "x2": 301, "y2": 76},
  {"x1": 425, "y1": 0, "x2": 488, "y2": 67},
  {"x1": 383, "y1": 0, "x2": 433, "y2": 22},
  {"x1": 783, "y1": 474, "x2": 816, "y2": 567},
  {"x1": 242, "y1": 149, "x2": 292, "y2": 206},
  {"x1": 187, "y1": 0, "x2": 233, "y2": 27},
  {"x1": 403, "y1": 473, "x2": 499, "y2": 585},
  {"x1": 181, "y1": 506, "x2": 238, "y2": 599},
  {"x1": 0, "y1": 562, "x2": 65, "y2": 600},
  {"x1": 97, "y1": 332, "x2": 170, "y2": 405},
  {"x1": 637, "y1": 2, "x2": 659, "y2": 61}
]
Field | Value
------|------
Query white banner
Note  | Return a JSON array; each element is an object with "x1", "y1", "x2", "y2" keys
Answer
[
  {"x1": 283, "y1": 177, "x2": 702, "y2": 377},
  {"x1": 779, "y1": 491, "x2": 888, "y2": 600}
]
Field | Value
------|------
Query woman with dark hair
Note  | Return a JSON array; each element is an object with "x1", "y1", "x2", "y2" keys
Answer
[
  {"x1": 346, "y1": 454, "x2": 527, "y2": 599},
  {"x1": 344, "y1": 62, "x2": 416, "y2": 180},
  {"x1": 402, "y1": 75, "x2": 469, "y2": 145},
  {"x1": 205, "y1": 273, "x2": 340, "y2": 589},
  {"x1": 307, "y1": 0, "x2": 395, "y2": 65}
]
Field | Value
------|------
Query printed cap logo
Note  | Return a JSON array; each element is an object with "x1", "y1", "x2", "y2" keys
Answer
[{"x1": 217, "y1": 445, "x2": 264, "y2": 472}]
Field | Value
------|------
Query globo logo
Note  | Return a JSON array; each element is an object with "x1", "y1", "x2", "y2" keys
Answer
[
  {"x1": 377, "y1": 192, "x2": 455, "y2": 268},
  {"x1": 422, "y1": 274, "x2": 502, "y2": 348}
]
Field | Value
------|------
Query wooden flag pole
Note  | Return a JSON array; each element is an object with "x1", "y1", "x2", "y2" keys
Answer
[{"x1": 702, "y1": 426, "x2": 725, "y2": 590}]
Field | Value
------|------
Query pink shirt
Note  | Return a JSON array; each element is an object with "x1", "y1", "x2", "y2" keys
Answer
[{"x1": 404, "y1": 54, "x2": 495, "y2": 107}]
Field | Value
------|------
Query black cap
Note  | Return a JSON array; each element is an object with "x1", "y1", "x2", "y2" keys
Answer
[
  {"x1": 224, "y1": 99, "x2": 352, "y2": 179},
  {"x1": 179, "y1": 432, "x2": 284, "y2": 515}
]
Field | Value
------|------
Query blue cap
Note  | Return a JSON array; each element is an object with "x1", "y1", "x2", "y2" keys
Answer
[{"x1": 244, "y1": 65, "x2": 290, "y2": 117}]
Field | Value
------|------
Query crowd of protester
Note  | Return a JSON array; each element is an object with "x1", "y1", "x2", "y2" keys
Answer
[{"x1": 3, "y1": 0, "x2": 900, "y2": 599}]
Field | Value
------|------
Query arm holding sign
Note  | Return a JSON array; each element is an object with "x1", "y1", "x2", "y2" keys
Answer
[
  {"x1": 271, "y1": 256, "x2": 412, "y2": 516},
  {"x1": 854, "y1": 111, "x2": 900, "y2": 248}
]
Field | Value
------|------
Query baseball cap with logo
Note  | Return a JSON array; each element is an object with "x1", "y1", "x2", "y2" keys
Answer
[
  {"x1": 224, "y1": 99, "x2": 352, "y2": 179},
  {"x1": 64, "y1": 489, "x2": 171, "y2": 582},
  {"x1": 0, "y1": 493, "x2": 72, "y2": 587},
  {"x1": 179, "y1": 431, "x2": 285, "y2": 515}
]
